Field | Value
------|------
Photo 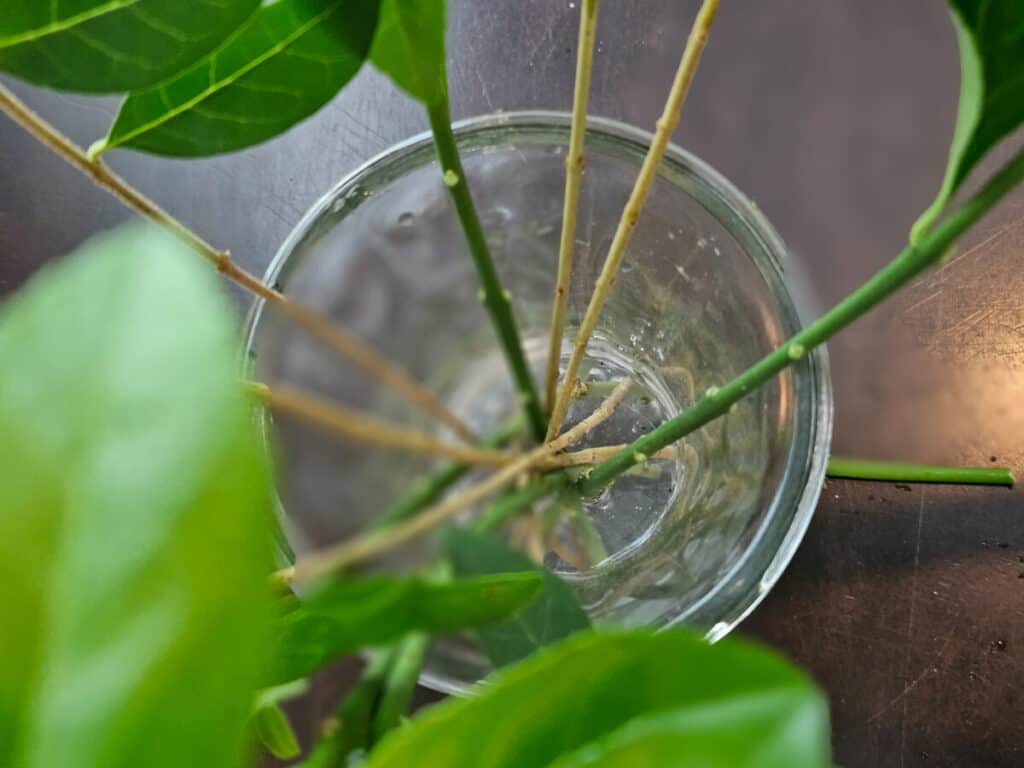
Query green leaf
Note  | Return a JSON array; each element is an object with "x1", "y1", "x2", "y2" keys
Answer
[
  {"x1": 0, "y1": 224, "x2": 275, "y2": 768},
  {"x1": 270, "y1": 572, "x2": 543, "y2": 684},
  {"x1": 443, "y1": 527, "x2": 590, "y2": 668},
  {"x1": 0, "y1": 0, "x2": 260, "y2": 93},
  {"x1": 251, "y1": 702, "x2": 301, "y2": 760},
  {"x1": 912, "y1": 0, "x2": 1024, "y2": 240},
  {"x1": 546, "y1": 692, "x2": 827, "y2": 768},
  {"x1": 365, "y1": 629, "x2": 830, "y2": 768},
  {"x1": 370, "y1": 0, "x2": 447, "y2": 106},
  {"x1": 90, "y1": 0, "x2": 379, "y2": 158}
]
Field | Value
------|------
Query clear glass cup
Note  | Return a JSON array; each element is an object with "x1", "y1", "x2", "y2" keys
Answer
[{"x1": 244, "y1": 112, "x2": 833, "y2": 693}]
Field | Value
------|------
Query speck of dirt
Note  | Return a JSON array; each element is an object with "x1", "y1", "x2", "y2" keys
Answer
[
  {"x1": 999, "y1": 542, "x2": 1009, "y2": 549},
  {"x1": 993, "y1": 639, "x2": 1008, "y2": 653},
  {"x1": 894, "y1": 483, "x2": 912, "y2": 492},
  {"x1": 1017, "y1": 571, "x2": 1024, "y2": 579},
  {"x1": 867, "y1": 494, "x2": 875, "y2": 502},
  {"x1": 990, "y1": 456, "x2": 998, "y2": 463}
]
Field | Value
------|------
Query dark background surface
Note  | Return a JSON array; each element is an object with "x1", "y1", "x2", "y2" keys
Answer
[{"x1": 2, "y1": 1, "x2": 1022, "y2": 766}]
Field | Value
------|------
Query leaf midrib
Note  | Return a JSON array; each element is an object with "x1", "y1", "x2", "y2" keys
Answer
[
  {"x1": 0, "y1": 0, "x2": 142, "y2": 48},
  {"x1": 101, "y1": 0, "x2": 343, "y2": 152}
]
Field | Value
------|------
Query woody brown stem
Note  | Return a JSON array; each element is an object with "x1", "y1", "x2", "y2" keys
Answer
[{"x1": 0, "y1": 82, "x2": 474, "y2": 441}]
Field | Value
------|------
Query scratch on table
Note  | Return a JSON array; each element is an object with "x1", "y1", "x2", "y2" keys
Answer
[
  {"x1": 898, "y1": 489, "x2": 926, "y2": 768},
  {"x1": 924, "y1": 217, "x2": 1021, "y2": 286},
  {"x1": 902, "y1": 289, "x2": 943, "y2": 317},
  {"x1": 341, "y1": 110, "x2": 391, "y2": 147},
  {"x1": 867, "y1": 625, "x2": 956, "y2": 723},
  {"x1": 463, "y1": 37, "x2": 496, "y2": 113},
  {"x1": 938, "y1": 306, "x2": 996, "y2": 339},
  {"x1": 261, "y1": 199, "x2": 297, "y2": 230}
]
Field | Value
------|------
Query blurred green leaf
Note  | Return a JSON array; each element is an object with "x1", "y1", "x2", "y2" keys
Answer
[
  {"x1": 0, "y1": 224, "x2": 275, "y2": 768},
  {"x1": 270, "y1": 572, "x2": 543, "y2": 684},
  {"x1": 913, "y1": 0, "x2": 1024, "y2": 240},
  {"x1": 547, "y1": 692, "x2": 827, "y2": 768},
  {"x1": 366, "y1": 630, "x2": 830, "y2": 768},
  {"x1": 251, "y1": 702, "x2": 301, "y2": 760},
  {"x1": 370, "y1": 0, "x2": 446, "y2": 106},
  {"x1": 0, "y1": 0, "x2": 260, "y2": 92},
  {"x1": 91, "y1": 0, "x2": 379, "y2": 158},
  {"x1": 443, "y1": 527, "x2": 590, "y2": 668}
]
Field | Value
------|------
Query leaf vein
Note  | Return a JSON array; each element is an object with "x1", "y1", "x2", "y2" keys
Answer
[
  {"x1": 127, "y1": 6, "x2": 201, "y2": 44},
  {"x1": 107, "y1": 0, "x2": 342, "y2": 149},
  {"x1": 232, "y1": 79, "x2": 303, "y2": 99},
  {"x1": 191, "y1": 104, "x2": 289, "y2": 126},
  {"x1": 0, "y1": 0, "x2": 142, "y2": 48},
  {"x1": 69, "y1": 27, "x2": 153, "y2": 69}
]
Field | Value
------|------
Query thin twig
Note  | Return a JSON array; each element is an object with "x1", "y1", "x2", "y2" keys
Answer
[
  {"x1": 253, "y1": 380, "x2": 674, "y2": 470},
  {"x1": 249, "y1": 382, "x2": 505, "y2": 466},
  {"x1": 291, "y1": 379, "x2": 632, "y2": 583},
  {"x1": 546, "y1": 0, "x2": 720, "y2": 440},
  {"x1": 0, "y1": 82, "x2": 474, "y2": 442},
  {"x1": 261, "y1": 298, "x2": 475, "y2": 441},
  {"x1": 540, "y1": 444, "x2": 677, "y2": 468},
  {"x1": 544, "y1": 0, "x2": 601, "y2": 414}
]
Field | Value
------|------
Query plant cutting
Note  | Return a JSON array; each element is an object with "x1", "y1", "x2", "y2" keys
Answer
[{"x1": 1, "y1": 1, "x2": 1021, "y2": 767}]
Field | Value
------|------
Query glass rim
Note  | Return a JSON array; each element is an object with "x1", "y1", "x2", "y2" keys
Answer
[{"x1": 243, "y1": 110, "x2": 834, "y2": 688}]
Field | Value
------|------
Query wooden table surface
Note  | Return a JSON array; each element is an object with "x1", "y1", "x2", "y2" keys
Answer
[{"x1": 2, "y1": 2, "x2": 1022, "y2": 766}]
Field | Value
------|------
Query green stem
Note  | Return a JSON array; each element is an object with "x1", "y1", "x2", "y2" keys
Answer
[
  {"x1": 426, "y1": 96, "x2": 546, "y2": 442},
  {"x1": 826, "y1": 457, "x2": 1014, "y2": 486},
  {"x1": 370, "y1": 633, "x2": 430, "y2": 743},
  {"x1": 372, "y1": 417, "x2": 524, "y2": 531},
  {"x1": 297, "y1": 649, "x2": 395, "y2": 767},
  {"x1": 577, "y1": 147, "x2": 1024, "y2": 496}
]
